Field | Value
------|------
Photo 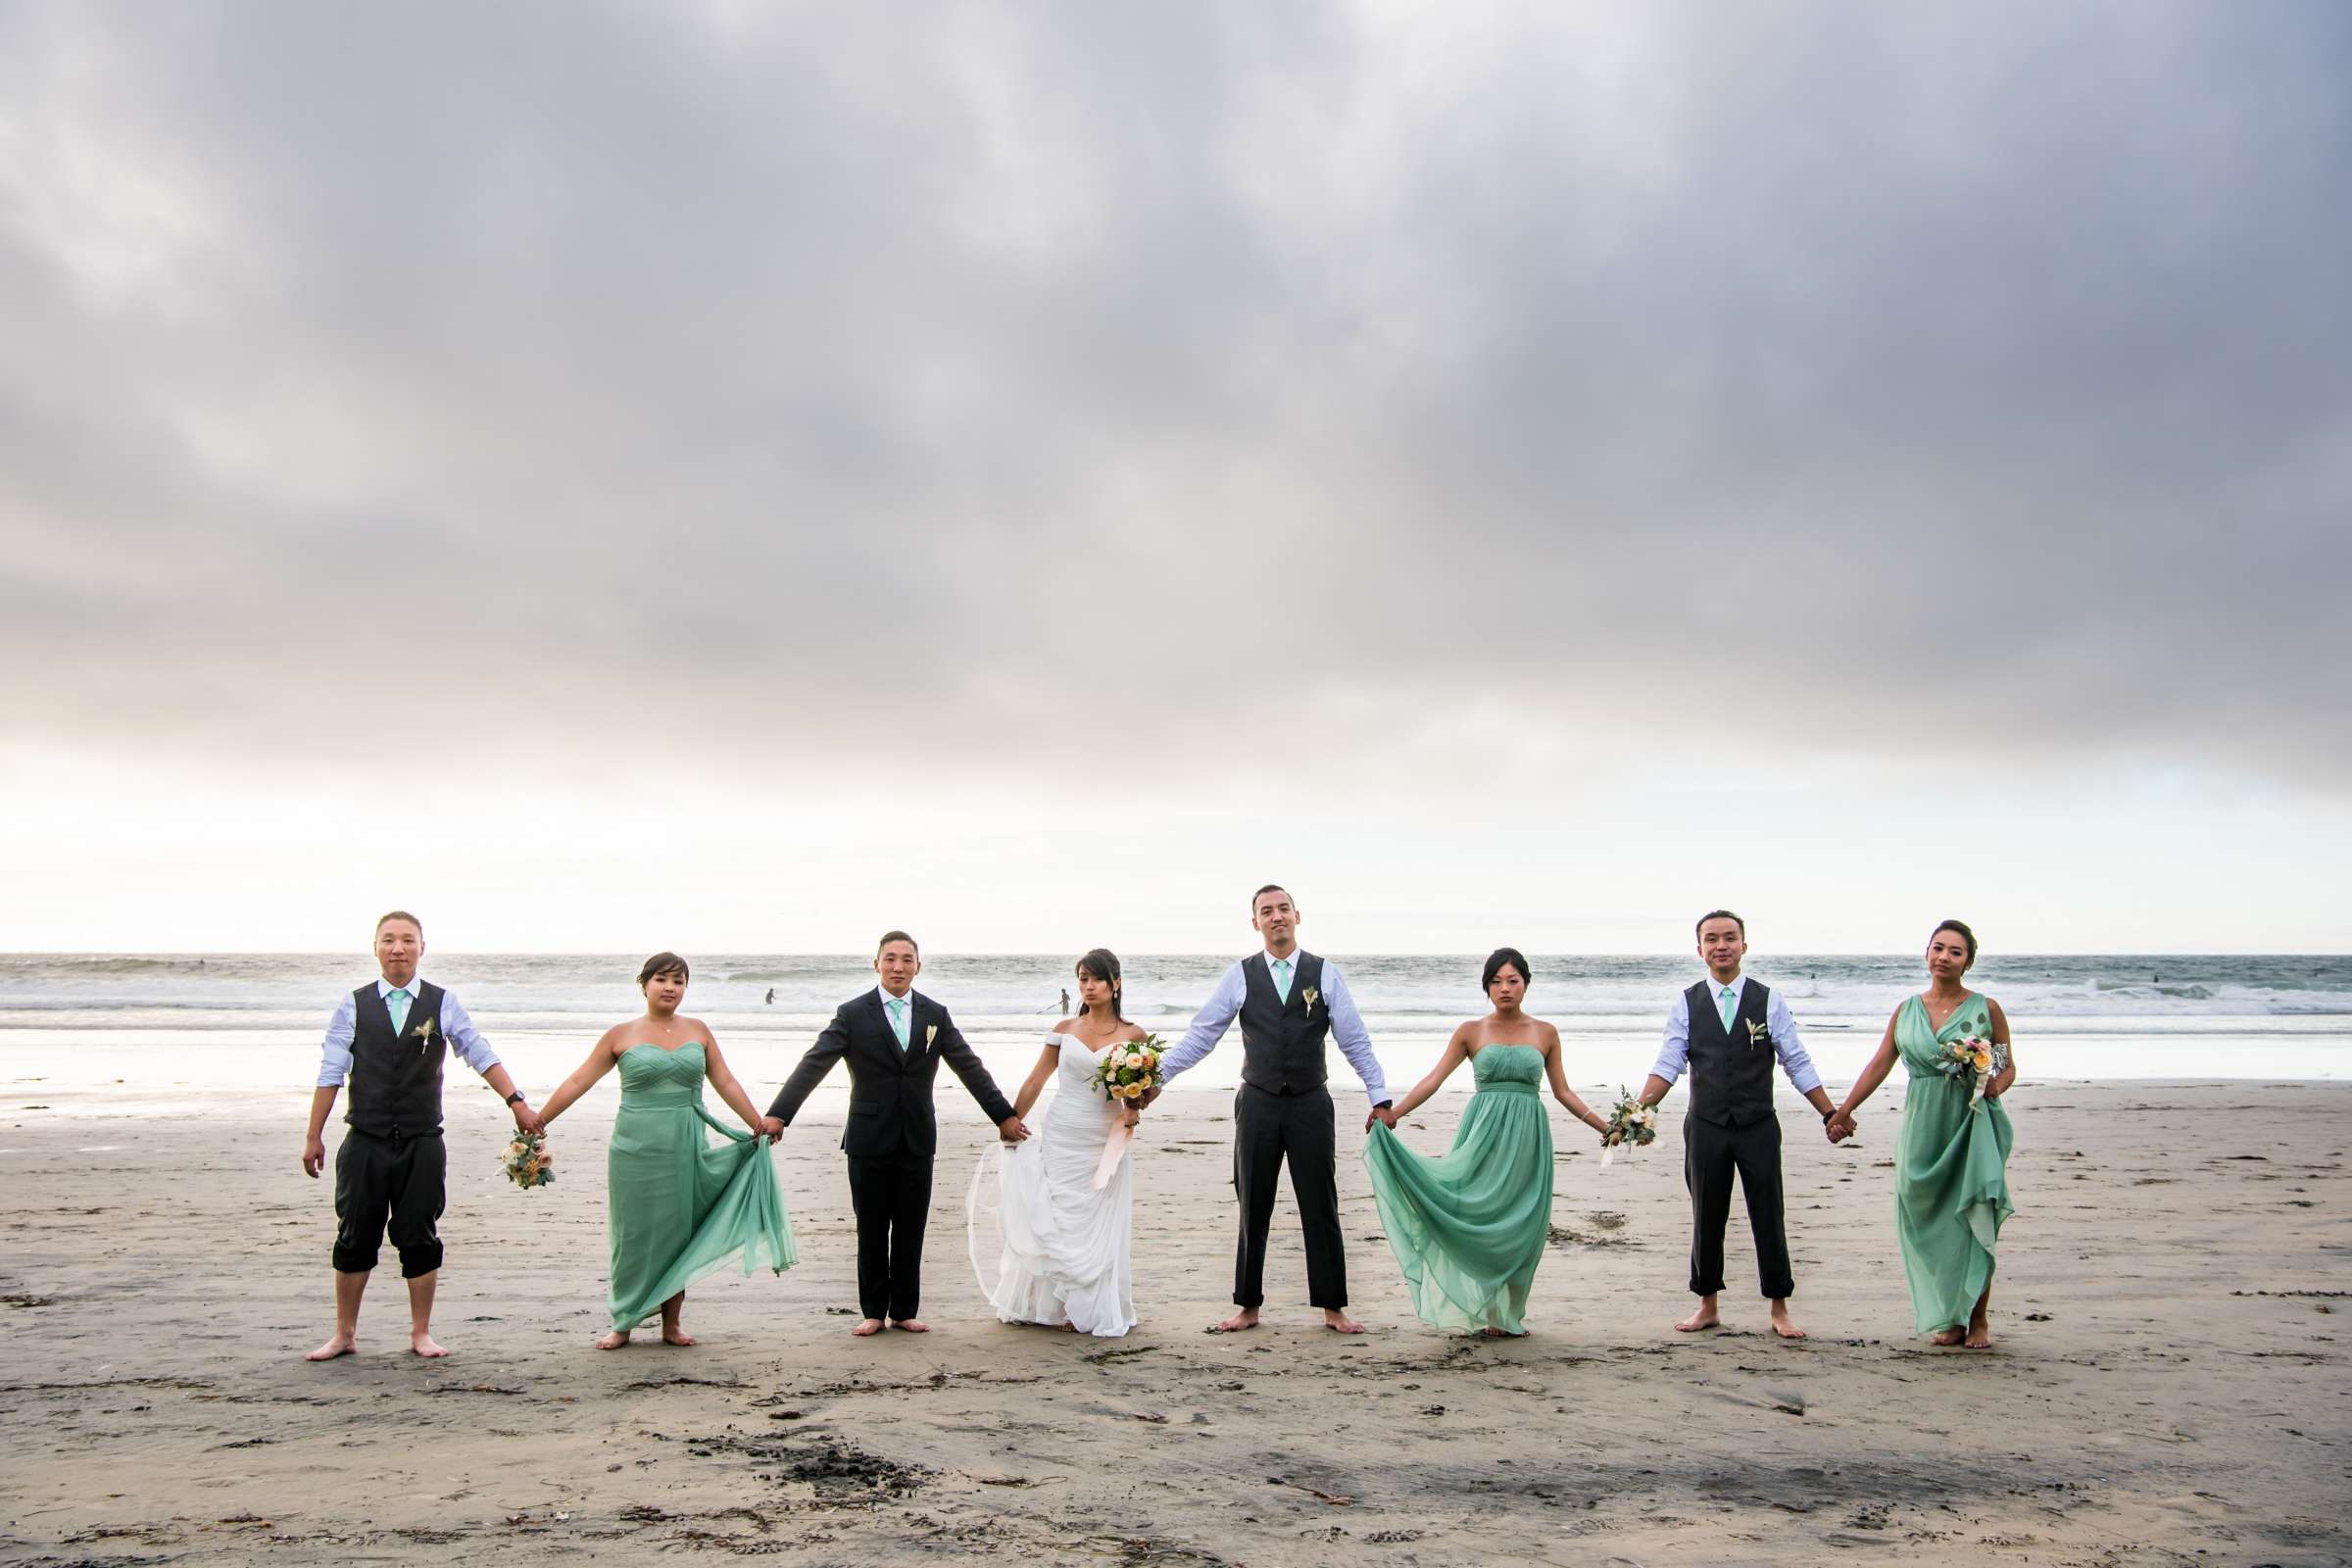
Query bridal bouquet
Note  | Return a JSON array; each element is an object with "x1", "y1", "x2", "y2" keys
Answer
[
  {"x1": 1598, "y1": 1088, "x2": 1657, "y2": 1168},
  {"x1": 1093, "y1": 1034, "x2": 1166, "y2": 1103},
  {"x1": 500, "y1": 1130, "x2": 555, "y2": 1190},
  {"x1": 1939, "y1": 1037, "x2": 2009, "y2": 1104}
]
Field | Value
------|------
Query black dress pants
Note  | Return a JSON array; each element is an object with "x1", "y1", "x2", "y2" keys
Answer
[
  {"x1": 847, "y1": 1152, "x2": 933, "y2": 1322},
  {"x1": 1232, "y1": 1083, "x2": 1347, "y2": 1309},
  {"x1": 1684, "y1": 1112, "x2": 1794, "y2": 1298},
  {"x1": 332, "y1": 1129, "x2": 446, "y2": 1278}
]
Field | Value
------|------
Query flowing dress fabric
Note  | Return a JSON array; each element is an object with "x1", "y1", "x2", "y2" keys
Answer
[
  {"x1": 1361, "y1": 1045, "x2": 1553, "y2": 1335},
  {"x1": 606, "y1": 1043, "x2": 796, "y2": 1331},
  {"x1": 1892, "y1": 995, "x2": 2014, "y2": 1335},
  {"x1": 980, "y1": 1034, "x2": 1136, "y2": 1337}
]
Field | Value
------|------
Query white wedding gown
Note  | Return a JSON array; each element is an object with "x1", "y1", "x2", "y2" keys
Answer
[{"x1": 969, "y1": 1033, "x2": 1137, "y2": 1337}]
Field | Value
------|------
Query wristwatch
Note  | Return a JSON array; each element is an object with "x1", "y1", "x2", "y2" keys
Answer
[{"x1": 506, "y1": 1091, "x2": 526, "y2": 1105}]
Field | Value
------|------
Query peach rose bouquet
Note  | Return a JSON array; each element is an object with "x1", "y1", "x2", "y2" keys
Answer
[{"x1": 1092, "y1": 1034, "x2": 1165, "y2": 1106}]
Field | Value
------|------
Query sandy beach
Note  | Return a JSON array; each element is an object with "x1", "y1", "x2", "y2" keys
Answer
[{"x1": 2, "y1": 1081, "x2": 2347, "y2": 1566}]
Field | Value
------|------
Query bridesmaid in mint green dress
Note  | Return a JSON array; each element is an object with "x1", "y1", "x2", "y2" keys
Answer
[
  {"x1": 1829, "y1": 921, "x2": 2017, "y2": 1348},
  {"x1": 1362, "y1": 949, "x2": 1611, "y2": 1336},
  {"x1": 538, "y1": 954, "x2": 795, "y2": 1348}
]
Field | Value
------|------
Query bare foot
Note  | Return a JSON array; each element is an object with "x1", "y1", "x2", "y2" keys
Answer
[
  {"x1": 892, "y1": 1318, "x2": 929, "y2": 1333},
  {"x1": 1929, "y1": 1327, "x2": 1965, "y2": 1347},
  {"x1": 1674, "y1": 1305, "x2": 1720, "y2": 1333},
  {"x1": 1209, "y1": 1308, "x2": 1260, "y2": 1334},
  {"x1": 1768, "y1": 1306, "x2": 1806, "y2": 1341},
  {"x1": 410, "y1": 1331, "x2": 449, "y2": 1358},
  {"x1": 852, "y1": 1318, "x2": 884, "y2": 1337},
  {"x1": 662, "y1": 1328, "x2": 697, "y2": 1346},
  {"x1": 1058, "y1": 1322, "x2": 1080, "y2": 1333},
  {"x1": 595, "y1": 1330, "x2": 632, "y2": 1350},
  {"x1": 1964, "y1": 1320, "x2": 1992, "y2": 1349},
  {"x1": 306, "y1": 1332, "x2": 356, "y2": 1361},
  {"x1": 1323, "y1": 1309, "x2": 1366, "y2": 1335}
]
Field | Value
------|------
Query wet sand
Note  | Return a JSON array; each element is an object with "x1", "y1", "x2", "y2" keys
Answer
[{"x1": 1, "y1": 1082, "x2": 2346, "y2": 1565}]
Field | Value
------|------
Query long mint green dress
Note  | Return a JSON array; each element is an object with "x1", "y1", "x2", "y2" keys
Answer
[
  {"x1": 607, "y1": 1043, "x2": 795, "y2": 1331},
  {"x1": 1892, "y1": 994, "x2": 2014, "y2": 1336},
  {"x1": 1361, "y1": 1044, "x2": 1553, "y2": 1334}
]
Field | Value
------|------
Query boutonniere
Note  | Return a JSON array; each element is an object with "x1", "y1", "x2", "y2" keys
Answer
[
  {"x1": 924, "y1": 1024, "x2": 939, "y2": 1050},
  {"x1": 413, "y1": 1016, "x2": 437, "y2": 1056},
  {"x1": 1743, "y1": 1019, "x2": 1771, "y2": 1052},
  {"x1": 1300, "y1": 987, "x2": 1320, "y2": 1016}
]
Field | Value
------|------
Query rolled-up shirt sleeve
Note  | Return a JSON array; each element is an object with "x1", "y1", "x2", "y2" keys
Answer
[
  {"x1": 1649, "y1": 992, "x2": 1691, "y2": 1085},
  {"x1": 1769, "y1": 991, "x2": 1821, "y2": 1095},
  {"x1": 317, "y1": 994, "x2": 358, "y2": 1088},
  {"x1": 1159, "y1": 964, "x2": 1244, "y2": 1084},
  {"x1": 441, "y1": 993, "x2": 502, "y2": 1076},
  {"x1": 1321, "y1": 961, "x2": 1389, "y2": 1105}
]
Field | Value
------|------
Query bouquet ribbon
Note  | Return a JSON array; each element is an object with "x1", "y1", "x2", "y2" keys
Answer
[{"x1": 1090, "y1": 1122, "x2": 1134, "y2": 1191}]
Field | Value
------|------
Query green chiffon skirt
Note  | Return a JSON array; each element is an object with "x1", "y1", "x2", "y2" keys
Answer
[
  {"x1": 606, "y1": 1044, "x2": 796, "y2": 1331},
  {"x1": 1361, "y1": 1049, "x2": 1553, "y2": 1334}
]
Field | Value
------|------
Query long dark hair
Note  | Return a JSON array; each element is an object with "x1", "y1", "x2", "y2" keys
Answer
[
  {"x1": 638, "y1": 952, "x2": 689, "y2": 988},
  {"x1": 1075, "y1": 948, "x2": 1128, "y2": 1023}
]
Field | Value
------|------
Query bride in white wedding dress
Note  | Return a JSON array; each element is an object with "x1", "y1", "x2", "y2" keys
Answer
[{"x1": 969, "y1": 949, "x2": 1142, "y2": 1337}]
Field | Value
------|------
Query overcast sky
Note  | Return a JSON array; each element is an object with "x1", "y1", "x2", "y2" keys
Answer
[{"x1": 3, "y1": 1, "x2": 2347, "y2": 954}]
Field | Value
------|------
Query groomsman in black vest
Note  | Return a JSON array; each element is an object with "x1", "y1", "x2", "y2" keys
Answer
[
  {"x1": 301, "y1": 910, "x2": 544, "y2": 1361},
  {"x1": 1639, "y1": 909, "x2": 1838, "y2": 1340},
  {"x1": 767, "y1": 931, "x2": 1030, "y2": 1337},
  {"x1": 1158, "y1": 885, "x2": 1394, "y2": 1334}
]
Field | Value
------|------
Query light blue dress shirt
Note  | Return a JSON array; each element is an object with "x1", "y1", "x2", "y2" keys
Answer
[
  {"x1": 1648, "y1": 974, "x2": 1822, "y2": 1095},
  {"x1": 1160, "y1": 951, "x2": 1390, "y2": 1106},
  {"x1": 316, "y1": 977, "x2": 502, "y2": 1088}
]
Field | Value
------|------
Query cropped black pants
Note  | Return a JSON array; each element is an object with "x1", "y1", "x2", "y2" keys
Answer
[
  {"x1": 1684, "y1": 1112, "x2": 1793, "y2": 1298},
  {"x1": 1232, "y1": 1083, "x2": 1347, "y2": 1310}
]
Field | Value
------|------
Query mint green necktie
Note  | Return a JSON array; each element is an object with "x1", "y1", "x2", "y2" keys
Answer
[
  {"x1": 1717, "y1": 984, "x2": 1738, "y2": 1033},
  {"x1": 1272, "y1": 957, "x2": 1293, "y2": 1004},
  {"x1": 886, "y1": 996, "x2": 909, "y2": 1051},
  {"x1": 387, "y1": 987, "x2": 413, "y2": 1033}
]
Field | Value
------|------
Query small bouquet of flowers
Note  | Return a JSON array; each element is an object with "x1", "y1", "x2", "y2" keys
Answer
[
  {"x1": 1598, "y1": 1087, "x2": 1657, "y2": 1168},
  {"x1": 1937, "y1": 1034, "x2": 2013, "y2": 1109},
  {"x1": 500, "y1": 1130, "x2": 556, "y2": 1191},
  {"x1": 1093, "y1": 1035, "x2": 1166, "y2": 1104},
  {"x1": 1939, "y1": 1037, "x2": 2010, "y2": 1105}
]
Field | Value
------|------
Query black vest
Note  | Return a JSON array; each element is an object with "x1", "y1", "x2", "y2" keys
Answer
[
  {"x1": 1238, "y1": 951, "x2": 1330, "y2": 1095},
  {"x1": 344, "y1": 981, "x2": 450, "y2": 1139},
  {"x1": 1685, "y1": 978, "x2": 1776, "y2": 1128}
]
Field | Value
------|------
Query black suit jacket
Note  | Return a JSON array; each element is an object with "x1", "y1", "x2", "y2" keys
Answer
[{"x1": 766, "y1": 989, "x2": 1015, "y2": 1158}]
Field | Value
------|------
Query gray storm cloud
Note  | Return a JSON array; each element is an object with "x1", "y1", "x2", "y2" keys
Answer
[{"x1": 2, "y1": 1, "x2": 2346, "y2": 789}]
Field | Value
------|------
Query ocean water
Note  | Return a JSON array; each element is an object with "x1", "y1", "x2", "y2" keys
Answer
[{"x1": 2, "y1": 952, "x2": 2345, "y2": 1114}]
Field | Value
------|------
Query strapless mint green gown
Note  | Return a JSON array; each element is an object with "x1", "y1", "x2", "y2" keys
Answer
[
  {"x1": 1892, "y1": 994, "x2": 2014, "y2": 1336},
  {"x1": 606, "y1": 1043, "x2": 795, "y2": 1331},
  {"x1": 1361, "y1": 1044, "x2": 1553, "y2": 1334}
]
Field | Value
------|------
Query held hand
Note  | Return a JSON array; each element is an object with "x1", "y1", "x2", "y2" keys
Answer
[
  {"x1": 1826, "y1": 1112, "x2": 1856, "y2": 1143},
  {"x1": 998, "y1": 1114, "x2": 1031, "y2": 1144},
  {"x1": 1119, "y1": 1105, "x2": 1140, "y2": 1130},
  {"x1": 512, "y1": 1102, "x2": 547, "y2": 1137},
  {"x1": 760, "y1": 1115, "x2": 785, "y2": 1143},
  {"x1": 1138, "y1": 1084, "x2": 1162, "y2": 1109},
  {"x1": 303, "y1": 1135, "x2": 325, "y2": 1179}
]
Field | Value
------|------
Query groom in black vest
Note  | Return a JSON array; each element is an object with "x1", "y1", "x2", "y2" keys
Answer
[
  {"x1": 1639, "y1": 909, "x2": 1838, "y2": 1341},
  {"x1": 1158, "y1": 885, "x2": 1394, "y2": 1334},
  {"x1": 767, "y1": 931, "x2": 1029, "y2": 1336},
  {"x1": 300, "y1": 909, "x2": 544, "y2": 1361}
]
